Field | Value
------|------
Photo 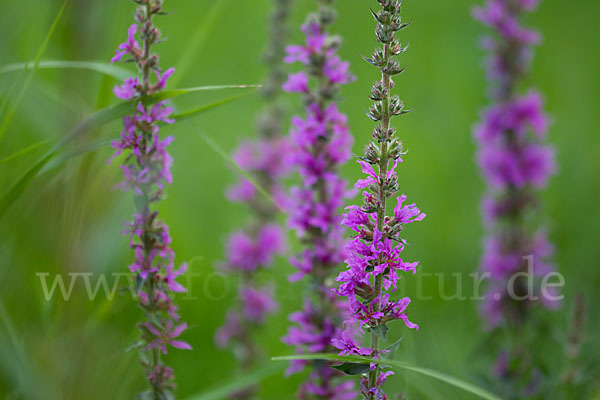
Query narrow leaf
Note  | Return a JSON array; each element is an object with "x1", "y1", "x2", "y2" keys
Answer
[
  {"x1": 0, "y1": 302, "x2": 26, "y2": 365},
  {"x1": 332, "y1": 362, "x2": 371, "y2": 376},
  {"x1": 0, "y1": 89, "x2": 257, "y2": 221},
  {"x1": 272, "y1": 354, "x2": 502, "y2": 400},
  {"x1": 173, "y1": 90, "x2": 257, "y2": 121},
  {"x1": 185, "y1": 120, "x2": 280, "y2": 211},
  {"x1": 0, "y1": 0, "x2": 68, "y2": 142},
  {"x1": 0, "y1": 69, "x2": 25, "y2": 121},
  {"x1": 185, "y1": 363, "x2": 285, "y2": 400},
  {"x1": 385, "y1": 337, "x2": 403, "y2": 359},
  {"x1": 0, "y1": 60, "x2": 131, "y2": 81},
  {"x1": 170, "y1": 0, "x2": 230, "y2": 86},
  {"x1": 0, "y1": 151, "x2": 56, "y2": 219},
  {"x1": 0, "y1": 140, "x2": 49, "y2": 166}
]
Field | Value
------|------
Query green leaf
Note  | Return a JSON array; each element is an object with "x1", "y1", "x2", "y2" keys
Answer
[
  {"x1": 332, "y1": 362, "x2": 371, "y2": 376},
  {"x1": 170, "y1": 0, "x2": 230, "y2": 86},
  {"x1": 272, "y1": 354, "x2": 502, "y2": 400},
  {"x1": 172, "y1": 90, "x2": 257, "y2": 121},
  {"x1": 0, "y1": 302, "x2": 59, "y2": 400},
  {"x1": 0, "y1": 151, "x2": 56, "y2": 220},
  {"x1": 185, "y1": 363, "x2": 285, "y2": 400},
  {"x1": 385, "y1": 337, "x2": 403, "y2": 359},
  {"x1": 46, "y1": 91, "x2": 257, "y2": 169},
  {"x1": 0, "y1": 0, "x2": 68, "y2": 142},
  {"x1": 0, "y1": 60, "x2": 132, "y2": 81},
  {"x1": 0, "y1": 140, "x2": 49, "y2": 166},
  {"x1": 123, "y1": 340, "x2": 145, "y2": 353},
  {"x1": 369, "y1": 324, "x2": 389, "y2": 342},
  {"x1": 0, "y1": 68, "x2": 25, "y2": 122},
  {"x1": 0, "y1": 302, "x2": 26, "y2": 366},
  {"x1": 0, "y1": 85, "x2": 258, "y2": 222},
  {"x1": 156, "y1": 84, "x2": 260, "y2": 102}
]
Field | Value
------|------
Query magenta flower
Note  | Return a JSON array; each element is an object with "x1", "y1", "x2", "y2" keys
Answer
[
  {"x1": 226, "y1": 179, "x2": 257, "y2": 202},
  {"x1": 332, "y1": 325, "x2": 373, "y2": 357},
  {"x1": 224, "y1": 224, "x2": 286, "y2": 273},
  {"x1": 393, "y1": 195, "x2": 427, "y2": 224},
  {"x1": 144, "y1": 321, "x2": 192, "y2": 354},
  {"x1": 282, "y1": 72, "x2": 309, "y2": 93},
  {"x1": 302, "y1": 368, "x2": 357, "y2": 400},
  {"x1": 333, "y1": 1, "x2": 424, "y2": 398},
  {"x1": 282, "y1": 2, "x2": 358, "y2": 398},
  {"x1": 240, "y1": 287, "x2": 278, "y2": 322},
  {"x1": 111, "y1": 24, "x2": 141, "y2": 64},
  {"x1": 114, "y1": 76, "x2": 139, "y2": 100},
  {"x1": 215, "y1": 310, "x2": 241, "y2": 349},
  {"x1": 109, "y1": 1, "x2": 187, "y2": 396},
  {"x1": 284, "y1": 22, "x2": 326, "y2": 64},
  {"x1": 154, "y1": 67, "x2": 175, "y2": 90},
  {"x1": 165, "y1": 262, "x2": 187, "y2": 293}
]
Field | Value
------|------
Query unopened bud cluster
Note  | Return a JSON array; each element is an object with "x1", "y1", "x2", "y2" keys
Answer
[{"x1": 334, "y1": 1, "x2": 426, "y2": 399}]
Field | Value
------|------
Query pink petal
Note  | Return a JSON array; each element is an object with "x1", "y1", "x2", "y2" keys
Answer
[
  {"x1": 171, "y1": 322, "x2": 187, "y2": 338},
  {"x1": 170, "y1": 340, "x2": 192, "y2": 350},
  {"x1": 358, "y1": 160, "x2": 377, "y2": 178}
]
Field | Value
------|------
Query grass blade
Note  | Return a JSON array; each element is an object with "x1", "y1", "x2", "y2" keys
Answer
[
  {"x1": 0, "y1": 89, "x2": 258, "y2": 221},
  {"x1": 0, "y1": 140, "x2": 49, "y2": 166},
  {"x1": 272, "y1": 354, "x2": 502, "y2": 400},
  {"x1": 0, "y1": 60, "x2": 131, "y2": 81},
  {"x1": 170, "y1": 0, "x2": 229, "y2": 86},
  {"x1": 45, "y1": 90, "x2": 259, "y2": 168},
  {"x1": 185, "y1": 120, "x2": 279, "y2": 211},
  {"x1": 173, "y1": 90, "x2": 256, "y2": 120},
  {"x1": 0, "y1": 151, "x2": 56, "y2": 216},
  {"x1": 0, "y1": 0, "x2": 68, "y2": 142},
  {"x1": 0, "y1": 69, "x2": 25, "y2": 121},
  {"x1": 185, "y1": 363, "x2": 285, "y2": 400},
  {"x1": 157, "y1": 84, "x2": 261, "y2": 100},
  {"x1": 0, "y1": 302, "x2": 26, "y2": 367}
]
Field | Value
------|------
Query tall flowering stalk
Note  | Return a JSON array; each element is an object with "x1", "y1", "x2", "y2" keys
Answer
[
  {"x1": 333, "y1": 1, "x2": 425, "y2": 398},
  {"x1": 214, "y1": 1, "x2": 292, "y2": 398},
  {"x1": 473, "y1": 0, "x2": 557, "y2": 396},
  {"x1": 281, "y1": 1, "x2": 356, "y2": 398},
  {"x1": 561, "y1": 294, "x2": 586, "y2": 396},
  {"x1": 109, "y1": 0, "x2": 190, "y2": 397}
]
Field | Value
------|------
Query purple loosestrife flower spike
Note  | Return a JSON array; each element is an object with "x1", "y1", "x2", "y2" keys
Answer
[
  {"x1": 334, "y1": 1, "x2": 425, "y2": 398},
  {"x1": 282, "y1": 1, "x2": 357, "y2": 399},
  {"x1": 473, "y1": 0, "x2": 558, "y2": 396},
  {"x1": 109, "y1": 0, "x2": 189, "y2": 397},
  {"x1": 214, "y1": 1, "x2": 293, "y2": 399}
]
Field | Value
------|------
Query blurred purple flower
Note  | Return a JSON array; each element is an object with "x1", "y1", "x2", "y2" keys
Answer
[
  {"x1": 282, "y1": 3, "x2": 357, "y2": 396},
  {"x1": 282, "y1": 72, "x2": 309, "y2": 93},
  {"x1": 111, "y1": 24, "x2": 141, "y2": 64},
  {"x1": 473, "y1": 0, "x2": 558, "y2": 328},
  {"x1": 144, "y1": 321, "x2": 192, "y2": 354},
  {"x1": 114, "y1": 76, "x2": 139, "y2": 100}
]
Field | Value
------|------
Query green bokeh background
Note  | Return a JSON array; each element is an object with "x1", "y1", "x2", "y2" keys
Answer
[{"x1": 0, "y1": 0, "x2": 598, "y2": 399}]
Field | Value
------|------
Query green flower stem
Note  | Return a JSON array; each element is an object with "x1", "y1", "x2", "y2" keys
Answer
[{"x1": 368, "y1": 41, "x2": 391, "y2": 399}]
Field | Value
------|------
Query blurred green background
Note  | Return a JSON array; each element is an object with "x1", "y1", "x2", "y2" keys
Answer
[{"x1": 0, "y1": 0, "x2": 598, "y2": 399}]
